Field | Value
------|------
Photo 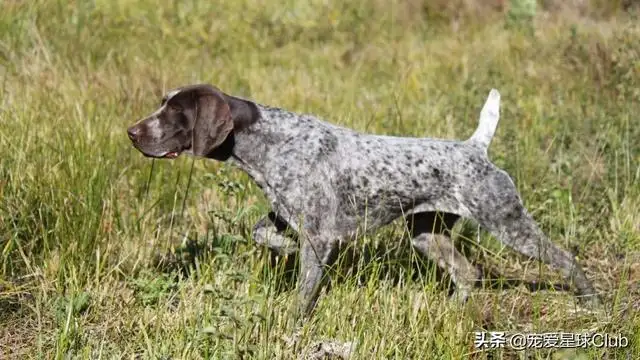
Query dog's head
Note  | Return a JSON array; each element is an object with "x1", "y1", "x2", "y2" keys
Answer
[{"x1": 127, "y1": 84, "x2": 258, "y2": 159}]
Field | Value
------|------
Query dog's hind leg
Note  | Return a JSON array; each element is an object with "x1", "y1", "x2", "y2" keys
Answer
[
  {"x1": 406, "y1": 211, "x2": 481, "y2": 302},
  {"x1": 469, "y1": 169, "x2": 600, "y2": 306}
]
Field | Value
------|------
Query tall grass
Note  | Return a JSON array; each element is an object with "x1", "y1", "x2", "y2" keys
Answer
[{"x1": 0, "y1": 0, "x2": 639, "y2": 358}]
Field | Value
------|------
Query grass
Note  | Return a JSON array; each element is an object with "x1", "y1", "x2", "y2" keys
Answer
[{"x1": 0, "y1": 0, "x2": 639, "y2": 358}]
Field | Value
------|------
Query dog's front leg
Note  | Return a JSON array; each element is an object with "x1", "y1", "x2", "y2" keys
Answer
[
  {"x1": 252, "y1": 212, "x2": 299, "y2": 256},
  {"x1": 296, "y1": 236, "x2": 339, "y2": 318}
]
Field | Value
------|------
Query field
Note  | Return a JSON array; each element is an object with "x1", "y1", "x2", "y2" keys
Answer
[{"x1": 1, "y1": 0, "x2": 639, "y2": 358}]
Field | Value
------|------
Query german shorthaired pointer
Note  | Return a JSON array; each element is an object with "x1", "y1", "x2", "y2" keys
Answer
[{"x1": 127, "y1": 84, "x2": 600, "y2": 317}]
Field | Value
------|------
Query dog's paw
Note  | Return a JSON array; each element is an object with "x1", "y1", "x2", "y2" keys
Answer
[
  {"x1": 303, "y1": 339, "x2": 357, "y2": 360},
  {"x1": 578, "y1": 293, "x2": 604, "y2": 310}
]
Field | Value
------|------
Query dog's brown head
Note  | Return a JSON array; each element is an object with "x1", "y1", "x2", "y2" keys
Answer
[{"x1": 127, "y1": 84, "x2": 258, "y2": 159}]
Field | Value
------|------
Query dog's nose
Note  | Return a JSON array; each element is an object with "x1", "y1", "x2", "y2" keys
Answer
[{"x1": 127, "y1": 126, "x2": 141, "y2": 141}]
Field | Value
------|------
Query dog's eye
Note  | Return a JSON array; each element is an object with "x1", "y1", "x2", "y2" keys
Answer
[{"x1": 167, "y1": 104, "x2": 183, "y2": 112}]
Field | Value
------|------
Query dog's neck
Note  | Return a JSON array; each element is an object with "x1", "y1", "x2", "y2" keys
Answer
[
  {"x1": 228, "y1": 104, "x2": 302, "y2": 162},
  {"x1": 213, "y1": 104, "x2": 314, "y2": 187}
]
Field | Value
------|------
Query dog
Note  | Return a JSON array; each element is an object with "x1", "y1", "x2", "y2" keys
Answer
[{"x1": 127, "y1": 84, "x2": 600, "y2": 317}]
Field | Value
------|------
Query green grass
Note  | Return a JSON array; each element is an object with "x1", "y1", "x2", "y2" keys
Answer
[{"x1": 1, "y1": 0, "x2": 639, "y2": 358}]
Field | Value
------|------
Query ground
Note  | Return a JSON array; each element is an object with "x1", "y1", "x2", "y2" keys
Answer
[{"x1": 0, "y1": 0, "x2": 639, "y2": 359}]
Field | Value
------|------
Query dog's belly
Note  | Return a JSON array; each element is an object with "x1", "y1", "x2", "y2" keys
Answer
[{"x1": 335, "y1": 181, "x2": 443, "y2": 229}]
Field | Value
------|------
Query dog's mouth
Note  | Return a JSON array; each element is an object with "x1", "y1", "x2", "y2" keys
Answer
[
  {"x1": 131, "y1": 143, "x2": 183, "y2": 159},
  {"x1": 142, "y1": 150, "x2": 182, "y2": 159},
  {"x1": 163, "y1": 151, "x2": 180, "y2": 159}
]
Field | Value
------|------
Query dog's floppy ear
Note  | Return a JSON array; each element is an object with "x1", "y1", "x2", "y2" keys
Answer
[{"x1": 191, "y1": 87, "x2": 234, "y2": 157}]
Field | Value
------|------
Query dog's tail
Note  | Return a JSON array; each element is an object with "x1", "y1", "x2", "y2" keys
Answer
[{"x1": 467, "y1": 89, "x2": 501, "y2": 152}]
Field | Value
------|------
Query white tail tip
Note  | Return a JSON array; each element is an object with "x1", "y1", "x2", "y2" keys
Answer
[
  {"x1": 469, "y1": 89, "x2": 501, "y2": 151},
  {"x1": 481, "y1": 89, "x2": 501, "y2": 118}
]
